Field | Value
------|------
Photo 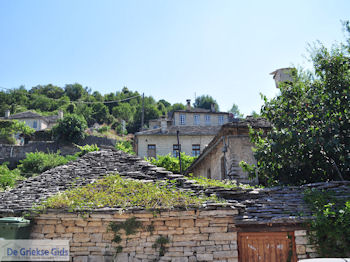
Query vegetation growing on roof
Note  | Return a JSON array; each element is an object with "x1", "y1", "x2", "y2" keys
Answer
[
  {"x1": 303, "y1": 188, "x2": 350, "y2": 257},
  {"x1": 187, "y1": 175, "x2": 259, "y2": 189},
  {"x1": 34, "y1": 174, "x2": 220, "y2": 212}
]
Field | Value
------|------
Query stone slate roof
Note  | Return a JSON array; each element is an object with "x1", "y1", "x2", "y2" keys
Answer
[
  {"x1": 135, "y1": 125, "x2": 221, "y2": 136},
  {"x1": 0, "y1": 111, "x2": 58, "y2": 124},
  {"x1": 1, "y1": 146, "x2": 349, "y2": 226},
  {"x1": 2, "y1": 111, "x2": 44, "y2": 120}
]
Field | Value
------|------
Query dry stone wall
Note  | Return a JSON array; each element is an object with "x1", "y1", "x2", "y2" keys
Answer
[{"x1": 31, "y1": 208, "x2": 239, "y2": 262}]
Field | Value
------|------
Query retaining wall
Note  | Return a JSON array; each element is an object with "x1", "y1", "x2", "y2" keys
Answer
[{"x1": 30, "y1": 209, "x2": 318, "y2": 262}]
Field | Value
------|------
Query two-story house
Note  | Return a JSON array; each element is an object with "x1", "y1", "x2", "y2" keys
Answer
[
  {"x1": 1, "y1": 110, "x2": 63, "y2": 131},
  {"x1": 134, "y1": 100, "x2": 231, "y2": 158}
]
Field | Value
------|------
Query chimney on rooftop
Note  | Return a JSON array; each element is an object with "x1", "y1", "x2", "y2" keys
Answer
[
  {"x1": 270, "y1": 68, "x2": 295, "y2": 88},
  {"x1": 5, "y1": 109, "x2": 10, "y2": 118},
  {"x1": 186, "y1": 99, "x2": 191, "y2": 110},
  {"x1": 211, "y1": 103, "x2": 216, "y2": 112},
  {"x1": 160, "y1": 116, "x2": 167, "y2": 133}
]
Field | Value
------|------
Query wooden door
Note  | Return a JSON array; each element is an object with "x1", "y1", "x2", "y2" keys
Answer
[{"x1": 238, "y1": 232, "x2": 297, "y2": 262}]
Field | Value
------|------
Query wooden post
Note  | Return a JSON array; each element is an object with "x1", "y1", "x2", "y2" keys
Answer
[{"x1": 177, "y1": 130, "x2": 182, "y2": 175}]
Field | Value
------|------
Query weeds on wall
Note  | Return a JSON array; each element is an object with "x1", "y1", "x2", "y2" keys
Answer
[
  {"x1": 303, "y1": 188, "x2": 350, "y2": 257},
  {"x1": 152, "y1": 235, "x2": 170, "y2": 257},
  {"x1": 108, "y1": 217, "x2": 143, "y2": 254}
]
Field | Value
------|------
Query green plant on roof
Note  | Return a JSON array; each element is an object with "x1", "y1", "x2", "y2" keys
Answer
[
  {"x1": 187, "y1": 174, "x2": 258, "y2": 189},
  {"x1": 33, "y1": 174, "x2": 220, "y2": 212},
  {"x1": 146, "y1": 153, "x2": 196, "y2": 174}
]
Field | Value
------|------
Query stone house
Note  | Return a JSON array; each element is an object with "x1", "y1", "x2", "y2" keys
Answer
[
  {"x1": 0, "y1": 110, "x2": 63, "y2": 131},
  {"x1": 134, "y1": 100, "x2": 231, "y2": 158},
  {"x1": 1, "y1": 146, "x2": 349, "y2": 261},
  {"x1": 186, "y1": 117, "x2": 271, "y2": 185}
]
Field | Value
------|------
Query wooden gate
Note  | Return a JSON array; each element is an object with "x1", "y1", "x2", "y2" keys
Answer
[{"x1": 238, "y1": 232, "x2": 297, "y2": 262}]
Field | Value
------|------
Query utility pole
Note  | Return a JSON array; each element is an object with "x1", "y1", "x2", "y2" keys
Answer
[
  {"x1": 176, "y1": 130, "x2": 182, "y2": 175},
  {"x1": 141, "y1": 93, "x2": 144, "y2": 131}
]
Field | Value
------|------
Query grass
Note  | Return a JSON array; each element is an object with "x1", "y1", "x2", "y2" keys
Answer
[
  {"x1": 34, "y1": 174, "x2": 220, "y2": 212},
  {"x1": 187, "y1": 175, "x2": 260, "y2": 189}
]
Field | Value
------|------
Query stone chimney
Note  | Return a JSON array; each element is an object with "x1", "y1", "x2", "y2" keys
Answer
[
  {"x1": 186, "y1": 99, "x2": 191, "y2": 111},
  {"x1": 160, "y1": 116, "x2": 167, "y2": 133},
  {"x1": 58, "y1": 110, "x2": 64, "y2": 119},
  {"x1": 211, "y1": 103, "x2": 216, "y2": 112},
  {"x1": 5, "y1": 109, "x2": 10, "y2": 118},
  {"x1": 270, "y1": 68, "x2": 295, "y2": 88}
]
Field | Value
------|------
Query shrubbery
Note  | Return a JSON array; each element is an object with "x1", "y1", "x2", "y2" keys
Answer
[
  {"x1": 52, "y1": 114, "x2": 87, "y2": 143},
  {"x1": 304, "y1": 189, "x2": 350, "y2": 257},
  {"x1": 147, "y1": 153, "x2": 196, "y2": 174},
  {"x1": 0, "y1": 163, "x2": 24, "y2": 191},
  {"x1": 18, "y1": 151, "x2": 75, "y2": 177},
  {"x1": 115, "y1": 140, "x2": 135, "y2": 155}
]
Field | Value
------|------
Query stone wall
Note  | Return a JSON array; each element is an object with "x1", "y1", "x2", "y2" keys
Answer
[
  {"x1": 0, "y1": 136, "x2": 116, "y2": 167},
  {"x1": 0, "y1": 142, "x2": 58, "y2": 167},
  {"x1": 294, "y1": 230, "x2": 318, "y2": 259},
  {"x1": 31, "y1": 209, "x2": 239, "y2": 262}
]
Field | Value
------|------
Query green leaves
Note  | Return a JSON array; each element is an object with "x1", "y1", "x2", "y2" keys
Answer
[
  {"x1": 244, "y1": 23, "x2": 350, "y2": 186},
  {"x1": 304, "y1": 189, "x2": 350, "y2": 257}
]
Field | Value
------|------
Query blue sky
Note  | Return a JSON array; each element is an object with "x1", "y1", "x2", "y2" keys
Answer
[{"x1": 0, "y1": 0, "x2": 349, "y2": 115}]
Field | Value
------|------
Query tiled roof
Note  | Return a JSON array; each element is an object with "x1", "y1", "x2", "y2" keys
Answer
[
  {"x1": 1, "y1": 146, "x2": 348, "y2": 226},
  {"x1": 4, "y1": 111, "x2": 44, "y2": 120},
  {"x1": 135, "y1": 125, "x2": 221, "y2": 136}
]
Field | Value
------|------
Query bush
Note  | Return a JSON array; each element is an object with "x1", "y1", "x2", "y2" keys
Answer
[
  {"x1": 304, "y1": 189, "x2": 350, "y2": 257},
  {"x1": 76, "y1": 144, "x2": 99, "y2": 157},
  {"x1": 52, "y1": 114, "x2": 87, "y2": 143},
  {"x1": 18, "y1": 151, "x2": 75, "y2": 177},
  {"x1": 147, "y1": 153, "x2": 196, "y2": 174},
  {"x1": 97, "y1": 126, "x2": 110, "y2": 133},
  {"x1": 115, "y1": 140, "x2": 135, "y2": 155},
  {"x1": 0, "y1": 163, "x2": 23, "y2": 190}
]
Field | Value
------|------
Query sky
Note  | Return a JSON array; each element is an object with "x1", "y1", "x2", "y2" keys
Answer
[{"x1": 0, "y1": 0, "x2": 349, "y2": 115}]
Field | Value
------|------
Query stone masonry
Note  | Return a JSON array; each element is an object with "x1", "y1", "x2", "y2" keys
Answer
[{"x1": 31, "y1": 208, "x2": 239, "y2": 262}]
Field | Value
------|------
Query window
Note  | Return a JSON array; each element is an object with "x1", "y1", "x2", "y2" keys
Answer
[
  {"x1": 180, "y1": 114, "x2": 186, "y2": 125},
  {"x1": 147, "y1": 144, "x2": 156, "y2": 158},
  {"x1": 194, "y1": 114, "x2": 200, "y2": 125},
  {"x1": 192, "y1": 144, "x2": 200, "y2": 156},
  {"x1": 205, "y1": 115, "x2": 211, "y2": 125},
  {"x1": 33, "y1": 121, "x2": 37, "y2": 129},
  {"x1": 173, "y1": 144, "x2": 181, "y2": 157},
  {"x1": 218, "y1": 115, "x2": 225, "y2": 125}
]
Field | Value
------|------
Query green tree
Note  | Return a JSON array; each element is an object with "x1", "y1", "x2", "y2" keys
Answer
[
  {"x1": 0, "y1": 120, "x2": 35, "y2": 144},
  {"x1": 193, "y1": 95, "x2": 219, "y2": 111},
  {"x1": 112, "y1": 103, "x2": 134, "y2": 121},
  {"x1": 242, "y1": 23, "x2": 350, "y2": 185},
  {"x1": 228, "y1": 103, "x2": 243, "y2": 118},
  {"x1": 91, "y1": 102, "x2": 110, "y2": 124},
  {"x1": 64, "y1": 83, "x2": 87, "y2": 101},
  {"x1": 52, "y1": 114, "x2": 87, "y2": 143},
  {"x1": 170, "y1": 103, "x2": 186, "y2": 111}
]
